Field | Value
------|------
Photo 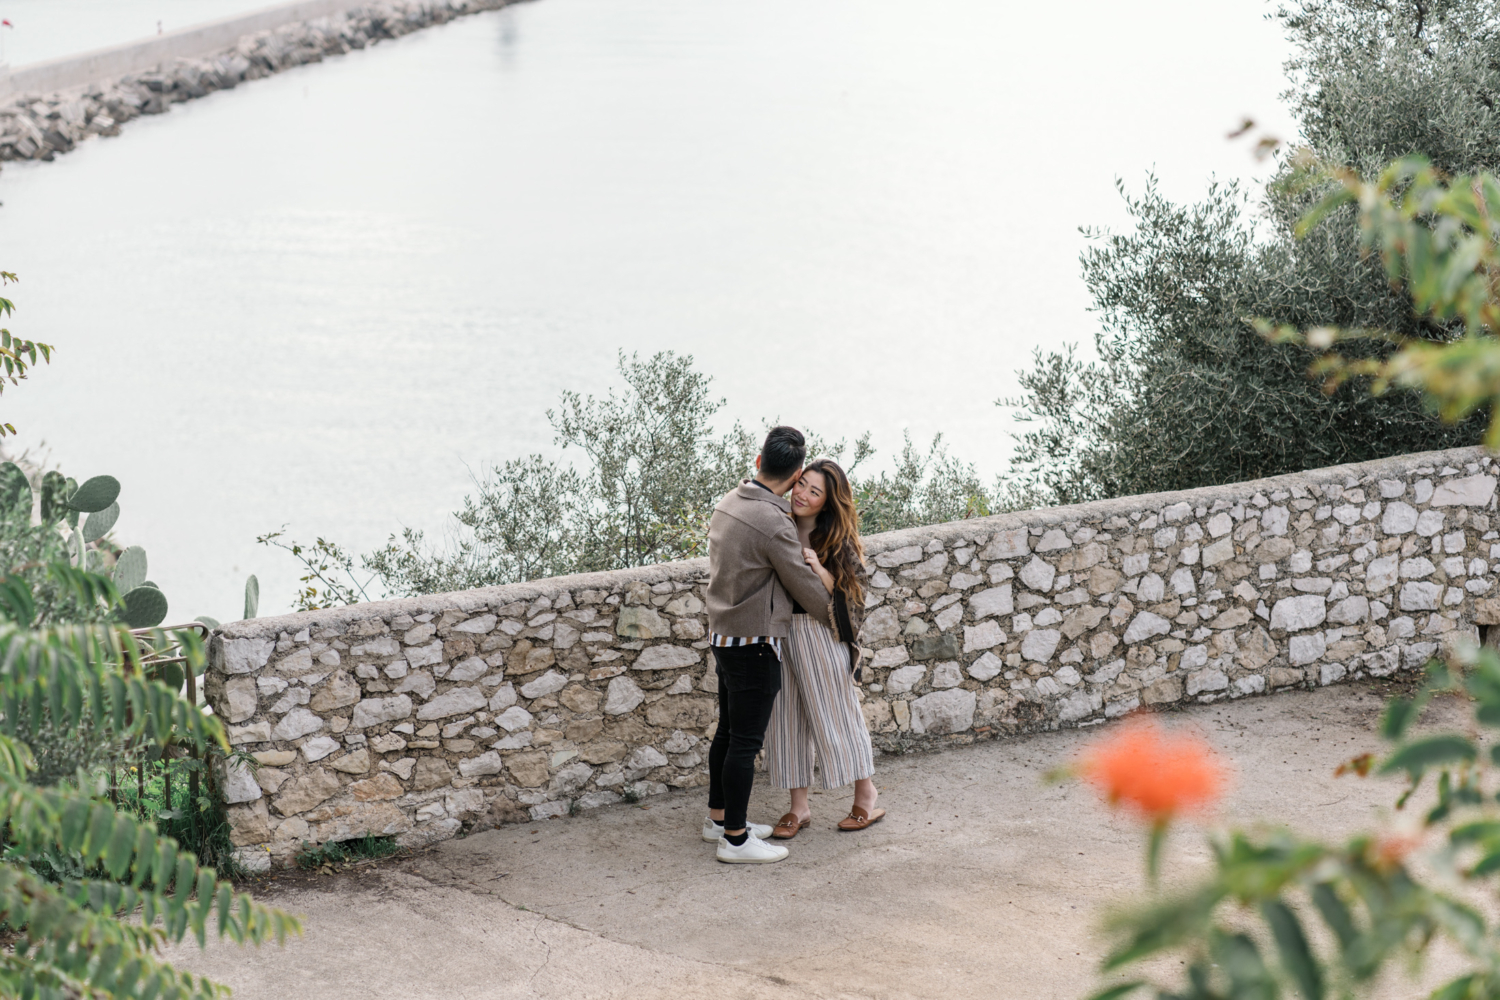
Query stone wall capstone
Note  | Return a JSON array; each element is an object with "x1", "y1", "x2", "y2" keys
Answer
[{"x1": 209, "y1": 446, "x2": 1500, "y2": 869}]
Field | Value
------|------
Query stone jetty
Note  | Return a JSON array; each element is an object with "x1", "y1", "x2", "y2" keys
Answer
[{"x1": 0, "y1": 0, "x2": 526, "y2": 165}]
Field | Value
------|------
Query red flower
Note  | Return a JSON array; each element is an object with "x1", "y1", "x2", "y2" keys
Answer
[
  {"x1": 1080, "y1": 718, "x2": 1225, "y2": 822},
  {"x1": 1372, "y1": 833, "x2": 1421, "y2": 870}
]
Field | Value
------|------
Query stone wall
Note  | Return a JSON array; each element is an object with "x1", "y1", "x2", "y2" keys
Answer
[
  {"x1": 209, "y1": 446, "x2": 1500, "y2": 870},
  {"x1": 0, "y1": 0, "x2": 527, "y2": 165}
]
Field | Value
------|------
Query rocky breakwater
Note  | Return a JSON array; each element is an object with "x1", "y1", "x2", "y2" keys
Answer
[
  {"x1": 0, "y1": 0, "x2": 523, "y2": 165},
  {"x1": 208, "y1": 445, "x2": 1500, "y2": 869}
]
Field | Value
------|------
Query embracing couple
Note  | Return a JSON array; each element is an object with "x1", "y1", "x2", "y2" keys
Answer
[{"x1": 700, "y1": 425, "x2": 884, "y2": 864}]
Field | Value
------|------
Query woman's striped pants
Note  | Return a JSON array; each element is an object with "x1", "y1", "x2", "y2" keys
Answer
[{"x1": 763, "y1": 613, "x2": 875, "y2": 789}]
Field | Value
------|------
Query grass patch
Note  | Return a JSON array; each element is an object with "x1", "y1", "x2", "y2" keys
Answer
[{"x1": 295, "y1": 835, "x2": 404, "y2": 870}]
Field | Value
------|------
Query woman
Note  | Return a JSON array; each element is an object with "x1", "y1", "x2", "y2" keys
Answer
[{"x1": 764, "y1": 457, "x2": 884, "y2": 837}]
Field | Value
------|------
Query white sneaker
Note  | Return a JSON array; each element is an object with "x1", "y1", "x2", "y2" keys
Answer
[
  {"x1": 716, "y1": 833, "x2": 789, "y2": 864},
  {"x1": 701, "y1": 817, "x2": 774, "y2": 843}
]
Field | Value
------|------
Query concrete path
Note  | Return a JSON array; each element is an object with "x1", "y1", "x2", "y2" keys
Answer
[{"x1": 169, "y1": 683, "x2": 1464, "y2": 999}]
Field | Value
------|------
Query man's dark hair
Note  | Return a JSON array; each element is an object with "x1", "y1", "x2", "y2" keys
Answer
[{"x1": 759, "y1": 426, "x2": 806, "y2": 481}]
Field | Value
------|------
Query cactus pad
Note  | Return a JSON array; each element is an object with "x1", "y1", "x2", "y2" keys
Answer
[
  {"x1": 113, "y1": 546, "x2": 147, "y2": 595},
  {"x1": 0, "y1": 462, "x2": 29, "y2": 517},
  {"x1": 244, "y1": 574, "x2": 259, "y2": 621},
  {"x1": 38, "y1": 471, "x2": 68, "y2": 523},
  {"x1": 120, "y1": 586, "x2": 168, "y2": 629},
  {"x1": 82, "y1": 502, "x2": 119, "y2": 543},
  {"x1": 65, "y1": 475, "x2": 120, "y2": 513}
]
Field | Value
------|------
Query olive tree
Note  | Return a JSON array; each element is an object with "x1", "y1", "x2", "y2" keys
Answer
[{"x1": 1006, "y1": 0, "x2": 1498, "y2": 506}]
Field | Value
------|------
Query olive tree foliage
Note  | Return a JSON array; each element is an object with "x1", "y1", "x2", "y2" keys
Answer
[
  {"x1": 359, "y1": 351, "x2": 757, "y2": 598},
  {"x1": 1005, "y1": 0, "x2": 1496, "y2": 507},
  {"x1": 271, "y1": 351, "x2": 1004, "y2": 608}
]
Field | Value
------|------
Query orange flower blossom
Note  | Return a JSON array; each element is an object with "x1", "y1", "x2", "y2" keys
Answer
[{"x1": 1079, "y1": 718, "x2": 1226, "y2": 822}]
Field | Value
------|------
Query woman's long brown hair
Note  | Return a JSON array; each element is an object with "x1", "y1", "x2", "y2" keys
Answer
[{"x1": 803, "y1": 458, "x2": 865, "y2": 605}]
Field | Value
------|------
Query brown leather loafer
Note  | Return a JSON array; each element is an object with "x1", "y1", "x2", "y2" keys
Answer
[
  {"x1": 771, "y1": 813, "x2": 810, "y2": 839},
  {"x1": 837, "y1": 806, "x2": 886, "y2": 831}
]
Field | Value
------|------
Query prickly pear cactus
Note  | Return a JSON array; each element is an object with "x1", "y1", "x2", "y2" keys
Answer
[
  {"x1": 82, "y1": 501, "x2": 118, "y2": 543},
  {"x1": 120, "y1": 585, "x2": 167, "y2": 629},
  {"x1": 65, "y1": 475, "x2": 120, "y2": 514},
  {"x1": 113, "y1": 545, "x2": 147, "y2": 595},
  {"x1": 0, "y1": 461, "x2": 30, "y2": 517},
  {"x1": 244, "y1": 574, "x2": 259, "y2": 620}
]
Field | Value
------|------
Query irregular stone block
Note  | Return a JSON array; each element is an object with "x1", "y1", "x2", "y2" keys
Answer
[
  {"x1": 1123, "y1": 612, "x2": 1171, "y2": 644},
  {"x1": 329, "y1": 749, "x2": 370, "y2": 774},
  {"x1": 1061, "y1": 605, "x2": 1109, "y2": 640},
  {"x1": 274, "y1": 648, "x2": 314, "y2": 676},
  {"x1": 550, "y1": 762, "x2": 594, "y2": 796},
  {"x1": 1201, "y1": 537, "x2": 1235, "y2": 568},
  {"x1": 221, "y1": 637, "x2": 274, "y2": 675},
  {"x1": 1269, "y1": 595, "x2": 1326, "y2": 632},
  {"x1": 1328, "y1": 596, "x2": 1369, "y2": 625},
  {"x1": 220, "y1": 759, "x2": 261, "y2": 804},
  {"x1": 351, "y1": 774, "x2": 403, "y2": 800},
  {"x1": 980, "y1": 528, "x2": 1030, "y2": 560},
  {"x1": 967, "y1": 651, "x2": 1003, "y2": 681},
  {"x1": 444, "y1": 656, "x2": 488, "y2": 682},
  {"x1": 406, "y1": 641, "x2": 443, "y2": 668},
  {"x1": 901, "y1": 552, "x2": 948, "y2": 580},
  {"x1": 495, "y1": 706, "x2": 534, "y2": 732},
  {"x1": 910, "y1": 689, "x2": 976, "y2": 734},
  {"x1": 350, "y1": 695, "x2": 413, "y2": 729},
  {"x1": 416, "y1": 686, "x2": 487, "y2": 721},
  {"x1": 930, "y1": 662, "x2": 963, "y2": 689},
  {"x1": 411, "y1": 757, "x2": 453, "y2": 792},
  {"x1": 301, "y1": 736, "x2": 339, "y2": 762},
  {"x1": 1365, "y1": 554, "x2": 1399, "y2": 592},
  {"x1": 459, "y1": 751, "x2": 504, "y2": 777},
  {"x1": 616, "y1": 606, "x2": 670, "y2": 639},
  {"x1": 228, "y1": 722, "x2": 271, "y2": 745},
  {"x1": 859, "y1": 606, "x2": 901, "y2": 643},
  {"x1": 646, "y1": 696, "x2": 716, "y2": 729},
  {"x1": 1021, "y1": 628, "x2": 1062, "y2": 662},
  {"x1": 910, "y1": 632, "x2": 961, "y2": 660},
  {"x1": 1417, "y1": 510, "x2": 1446, "y2": 536},
  {"x1": 520, "y1": 669, "x2": 569, "y2": 699},
  {"x1": 313, "y1": 801, "x2": 411, "y2": 843},
  {"x1": 870, "y1": 646, "x2": 909, "y2": 669},
  {"x1": 452, "y1": 614, "x2": 498, "y2": 634},
  {"x1": 1237, "y1": 627, "x2": 1277, "y2": 672},
  {"x1": 875, "y1": 544, "x2": 923, "y2": 568},
  {"x1": 1057, "y1": 689, "x2": 1102, "y2": 722},
  {"x1": 272, "y1": 708, "x2": 324, "y2": 741},
  {"x1": 963, "y1": 621, "x2": 1005, "y2": 652},
  {"x1": 1141, "y1": 677, "x2": 1183, "y2": 704},
  {"x1": 273, "y1": 768, "x2": 340, "y2": 816},
  {"x1": 1399, "y1": 581, "x2": 1440, "y2": 611},
  {"x1": 633, "y1": 645, "x2": 700, "y2": 670},
  {"x1": 309, "y1": 670, "x2": 360, "y2": 712},
  {"x1": 1400, "y1": 557, "x2": 1435, "y2": 579},
  {"x1": 1431, "y1": 474, "x2": 1496, "y2": 507},
  {"x1": 969, "y1": 585, "x2": 1013, "y2": 619},
  {"x1": 604, "y1": 675, "x2": 645, "y2": 715},
  {"x1": 1289, "y1": 632, "x2": 1326, "y2": 666},
  {"x1": 227, "y1": 799, "x2": 270, "y2": 846},
  {"x1": 252, "y1": 749, "x2": 296, "y2": 767},
  {"x1": 1208, "y1": 608, "x2": 1251, "y2": 630},
  {"x1": 395, "y1": 671, "x2": 436, "y2": 700},
  {"x1": 887, "y1": 664, "x2": 926, "y2": 694},
  {"x1": 1019, "y1": 557, "x2": 1056, "y2": 592},
  {"x1": 223, "y1": 676, "x2": 258, "y2": 724},
  {"x1": 559, "y1": 685, "x2": 602, "y2": 714},
  {"x1": 1035, "y1": 529, "x2": 1071, "y2": 552}
]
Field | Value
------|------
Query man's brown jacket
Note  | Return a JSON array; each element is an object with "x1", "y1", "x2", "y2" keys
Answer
[{"x1": 705, "y1": 481, "x2": 832, "y2": 638}]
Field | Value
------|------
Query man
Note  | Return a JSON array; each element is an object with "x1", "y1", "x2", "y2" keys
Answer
[{"x1": 702, "y1": 426, "x2": 833, "y2": 863}]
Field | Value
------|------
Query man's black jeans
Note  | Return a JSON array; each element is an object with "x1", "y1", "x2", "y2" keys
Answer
[{"x1": 706, "y1": 643, "x2": 783, "y2": 832}]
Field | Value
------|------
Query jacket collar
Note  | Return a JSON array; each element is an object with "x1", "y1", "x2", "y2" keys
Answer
[{"x1": 736, "y1": 478, "x2": 791, "y2": 512}]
